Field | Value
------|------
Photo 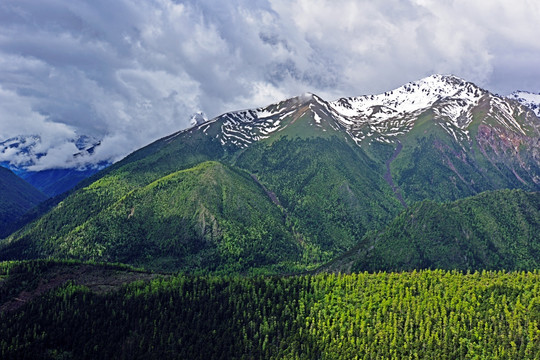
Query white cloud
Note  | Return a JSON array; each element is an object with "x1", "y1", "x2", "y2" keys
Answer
[{"x1": 0, "y1": 0, "x2": 539, "y2": 170}]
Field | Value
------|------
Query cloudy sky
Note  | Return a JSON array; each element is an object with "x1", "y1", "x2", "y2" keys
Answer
[{"x1": 1, "y1": 0, "x2": 539, "y2": 170}]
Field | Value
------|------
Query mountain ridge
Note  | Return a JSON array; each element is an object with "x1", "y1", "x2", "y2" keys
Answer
[{"x1": 181, "y1": 74, "x2": 538, "y2": 150}]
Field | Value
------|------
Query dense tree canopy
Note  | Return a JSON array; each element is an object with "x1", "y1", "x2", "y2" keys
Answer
[{"x1": 1, "y1": 260, "x2": 540, "y2": 359}]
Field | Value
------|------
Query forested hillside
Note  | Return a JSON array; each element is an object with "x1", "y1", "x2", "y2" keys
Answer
[
  {"x1": 0, "y1": 126, "x2": 402, "y2": 274},
  {"x1": 1, "y1": 260, "x2": 540, "y2": 359},
  {"x1": 0, "y1": 161, "x2": 306, "y2": 273},
  {"x1": 322, "y1": 189, "x2": 540, "y2": 273}
]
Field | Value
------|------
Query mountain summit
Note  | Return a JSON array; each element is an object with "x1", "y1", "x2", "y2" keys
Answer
[{"x1": 330, "y1": 74, "x2": 485, "y2": 142}]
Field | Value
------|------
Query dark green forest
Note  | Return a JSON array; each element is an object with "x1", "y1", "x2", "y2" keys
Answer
[
  {"x1": 323, "y1": 189, "x2": 540, "y2": 273},
  {"x1": 1, "y1": 260, "x2": 540, "y2": 359}
]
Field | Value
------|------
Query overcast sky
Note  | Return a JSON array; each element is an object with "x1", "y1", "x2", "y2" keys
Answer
[{"x1": 1, "y1": 0, "x2": 539, "y2": 170}]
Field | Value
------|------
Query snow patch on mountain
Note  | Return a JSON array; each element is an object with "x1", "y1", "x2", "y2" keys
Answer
[
  {"x1": 488, "y1": 96, "x2": 526, "y2": 135},
  {"x1": 216, "y1": 94, "x2": 319, "y2": 148},
  {"x1": 508, "y1": 91, "x2": 540, "y2": 117},
  {"x1": 190, "y1": 112, "x2": 208, "y2": 126},
  {"x1": 325, "y1": 75, "x2": 485, "y2": 143},
  {"x1": 331, "y1": 75, "x2": 484, "y2": 124}
]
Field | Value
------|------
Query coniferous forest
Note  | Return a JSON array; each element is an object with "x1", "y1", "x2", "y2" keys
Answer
[{"x1": 1, "y1": 260, "x2": 540, "y2": 359}]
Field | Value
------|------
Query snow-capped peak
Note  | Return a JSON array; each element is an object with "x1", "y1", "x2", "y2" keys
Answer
[
  {"x1": 330, "y1": 74, "x2": 485, "y2": 123},
  {"x1": 508, "y1": 91, "x2": 540, "y2": 117},
  {"x1": 323, "y1": 74, "x2": 487, "y2": 144},
  {"x1": 213, "y1": 93, "x2": 328, "y2": 148}
]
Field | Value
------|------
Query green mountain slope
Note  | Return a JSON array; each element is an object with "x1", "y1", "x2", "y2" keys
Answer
[
  {"x1": 0, "y1": 167, "x2": 47, "y2": 237},
  {"x1": 322, "y1": 189, "x2": 540, "y2": 273},
  {"x1": 235, "y1": 136, "x2": 400, "y2": 258},
  {"x1": 1, "y1": 161, "x2": 305, "y2": 273},
  {"x1": 0, "y1": 99, "x2": 403, "y2": 273},
  {"x1": 384, "y1": 106, "x2": 540, "y2": 204}
]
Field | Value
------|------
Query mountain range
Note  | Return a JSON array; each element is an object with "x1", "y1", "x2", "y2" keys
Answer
[
  {"x1": 0, "y1": 74, "x2": 539, "y2": 274},
  {"x1": 0, "y1": 135, "x2": 105, "y2": 197}
]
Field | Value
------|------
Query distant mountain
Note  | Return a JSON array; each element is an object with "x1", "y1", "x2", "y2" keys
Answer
[
  {"x1": 18, "y1": 167, "x2": 104, "y2": 197},
  {"x1": 0, "y1": 166, "x2": 47, "y2": 238},
  {"x1": 1, "y1": 75, "x2": 539, "y2": 273},
  {"x1": 0, "y1": 135, "x2": 107, "y2": 196}
]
